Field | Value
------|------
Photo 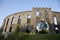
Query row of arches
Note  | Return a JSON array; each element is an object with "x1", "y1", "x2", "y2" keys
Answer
[
  {"x1": 36, "y1": 10, "x2": 49, "y2": 18},
  {"x1": 5, "y1": 10, "x2": 48, "y2": 27},
  {"x1": 36, "y1": 10, "x2": 58, "y2": 25},
  {"x1": 36, "y1": 10, "x2": 59, "y2": 33},
  {"x1": 4, "y1": 15, "x2": 32, "y2": 32},
  {"x1": 4, "y1": 11, "x2": 58, "y2": 33}
]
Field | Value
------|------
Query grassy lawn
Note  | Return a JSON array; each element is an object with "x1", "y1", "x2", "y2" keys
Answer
[
  {"x1": 0, "y1": 26, "x2": 60, "y2": 40},
  {"x1": 0, "y1": 33, "x2": 60, "y2": 40}
]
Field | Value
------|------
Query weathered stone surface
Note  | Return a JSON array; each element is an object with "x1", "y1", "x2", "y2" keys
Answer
[{"x1": 1, "y1": 7, "x2": 60, "y2": 34}]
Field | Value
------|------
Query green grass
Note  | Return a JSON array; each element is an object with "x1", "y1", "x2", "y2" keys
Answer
[{"x1": 0, "y1": 33, "x2": 60, "y2": 40}]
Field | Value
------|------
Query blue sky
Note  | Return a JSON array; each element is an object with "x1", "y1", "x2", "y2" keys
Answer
[{"x1": 0, "y1": 0, "x2": 60, "y2": 27}]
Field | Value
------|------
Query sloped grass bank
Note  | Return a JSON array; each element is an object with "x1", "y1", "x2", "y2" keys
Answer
[{"x1": 0, "y1": 33, "x2": 60, "y2": 40}]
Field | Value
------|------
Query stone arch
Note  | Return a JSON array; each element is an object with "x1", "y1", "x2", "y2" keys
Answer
[
  {"x1": 9, "y1": 26, "x2": 12, "y2": 32},
  {"x1": 11, "y1": 17, "x2": 14, "y2": 24},
  {"x1": 44, "y1": 11, "x2": 49, "y2": 18},
  {"x1": 53, "y1": 15, "x2": 58, "y2": 25},
  {"x1": 17, "y1": 16, "x2": 22, "y2": 24},
  {"x1": 27, "y1": 15, "x2": 31, "y2": 24},
  {"x1": 36, "y1": 10, "x2": 40, "y2": 17},
  {"x1": 36, "y1": 21, "x2": 49, "y2": 34},
  {"x1": 44, "y1": 11, "x2": 49, "y2": 23},
  {"x1": 5, "y1": 18, "x2": 9, "y2": 32},
  {"x1": 6, "y1": 18, "x2": 9, "y2": 26},
  {"x1": 27, "y1": 15, "x2": 31, "y2": 19},
  {"x1": 53, "y1": 15, "x2": 59, "y2": 33},
  {"x1": 25, "y1": 24, "x2": 31, "y2": 33}
]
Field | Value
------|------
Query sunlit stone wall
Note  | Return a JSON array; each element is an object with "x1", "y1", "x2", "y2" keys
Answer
[{"x1": 2, "y1": 7, "x2": 60, "y2": 34}]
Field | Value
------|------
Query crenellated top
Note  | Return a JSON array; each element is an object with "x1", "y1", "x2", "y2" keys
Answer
[{"x1": 32, "y1": 7, "x2": 51, "y2": 10}]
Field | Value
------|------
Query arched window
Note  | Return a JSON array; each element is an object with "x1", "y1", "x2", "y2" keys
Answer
[
  {"x1": 36, "y1": 21, "x2": 49, "y2": 33},
  {"x1": 6, "y1": 18, "x2": 9, "y2": 25},
  {"x1": 36, "y1": 11, "x2": 40, "y2": 17},
  {"x1": 18, "y1": 16, "x2": 22, "y2": 24},
  {"x1": 27, "y1": 15, "x2": 31, "y2": 23},
  {"x1": 26, "y1": 25, "x2": 30, "y2": 33},
  {"x1": 9, "y1": 26, "x2": 12, "y2": 32},
  {"x1": 53, "y1": 16, "x2": 57, "y2": 25},
  {"x1": 27, "y1": 15, "x2": 31, "y2": 19},
  {"x1": 11, "y1": 17, "x2": 14, "y2": 24},
  {"x1": 5, "y1": 18, "x2": 9, "y2": 32},
  {"x1": 4, "y1": 19, "x2": 6, "y2": 26},
  {"x1": 44, "y1": 11, "x2": 48, "y2": 18}
]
